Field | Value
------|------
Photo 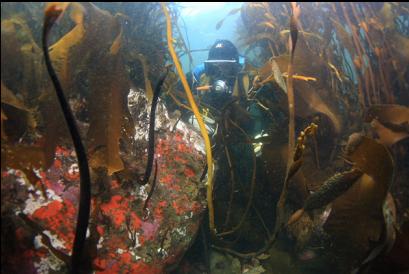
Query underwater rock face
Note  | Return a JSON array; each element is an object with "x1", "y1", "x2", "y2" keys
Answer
[{"x1": 2, "y1": 89, "x2": 206, "y2": 273}]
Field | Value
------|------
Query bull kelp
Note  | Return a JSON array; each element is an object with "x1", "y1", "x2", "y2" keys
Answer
[{"x1": 1, "y1": 2, "x2": 409, "y2": 274}]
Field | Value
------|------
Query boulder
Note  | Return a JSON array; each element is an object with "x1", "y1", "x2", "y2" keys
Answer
[{"x1": 1, "y1": 89, "x2": 207, "y2": 273}]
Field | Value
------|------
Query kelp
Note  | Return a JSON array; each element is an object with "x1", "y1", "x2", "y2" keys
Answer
[
  {"x1": 278, "y1": 123, "x2": 318, "y2": 228},
  {"x1": 236, "y1": 2, "x2": 407, "y2": 180},
  {"x1": 1, "y1": 16, "x2": 45, "y2": 100},
  {"x1": 1, "y1": 11, "x2": 64, "y2": 180},
  {"x1": 287, "y1": 134, "x2": 394, "y2": 268},
  {"x1": 250, "y1": 37, "x2": 344, "y2": 136},
  {"x1": 256, "y1": 58, "x2": 287, "y2": 94},
  {"x1": 43, "y1": 3, "x2": 92, "y2": 271},
  {"x1": 249, "y1": 56, "x2": 343, "y2": 147},
  {"x1": 222, "y1": 4, "x2": 408, "y2": 273},
  {"x1": 47, "y1": 3, "x2": 85, "y2": 92},
  {"x1": 1, "y1": 82, "x2": 31, "y2": 112},
  {"x1": 324, "y1": 135, "x2": 394, "y2": 265},
  {"x1": 209, "y1": 3, "x2": 408, "y2": 266},
  {"x1": 212, "y1": 122, "x2": 318, "y2": 259},
  {"x1": 39, "y1": 3, "x2": 134, "y2": 175},
  {"x1": 109, "y1": 2, "x2": 169, "y2": 84},
  {"x1": 86, "y1": 17, "x2": 129, "y2": 175},
  {"x1": 134, "y1": 53, "x2": 154, "y2": 102},
  {"x1": 240, "y1": 2, "x2": 409, "y2": 108},
  {"x1": 244, "y1": 34, "x2": 344, "y2": 200},
  {"x1": 1, "y1": 1, "x2": 173, "y2": 186},
  {"x1": 1, "y1": 82, "x2": 36, "y2": 142},
  {"x1": 285, "y1": 1, "x2": 300, "y2": 179},
  {"x1": 330, "y1": 18, "x2": 355, "y2": 58},
  {"x1": 365, "y1": 104, "x2": 409, "y2": 147},
  {"x1": 161, "y1": 3, "x2": 216, "y2": 235},
  {"x1": 139, "y1": 67, "x2": 170, "y2": 188}
]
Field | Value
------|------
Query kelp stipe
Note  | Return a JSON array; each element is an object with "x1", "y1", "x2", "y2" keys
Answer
[
  {"x1": 139, "y1": 69, "x2": 170, "y2": 219},
  {"x1": 161, "y1": 3, "x2": 216, "y2": 235},
  {"x1": 139, "y1": 68, "x2": 170, "y2": 185},
  {"x1": 43, "y1": 4, "x2": 91, "y2": 273}
]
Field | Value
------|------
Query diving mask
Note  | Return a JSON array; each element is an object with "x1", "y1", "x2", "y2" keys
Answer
[{"x1": 204, "y1": 59, "x2": 240, "y2": 79}]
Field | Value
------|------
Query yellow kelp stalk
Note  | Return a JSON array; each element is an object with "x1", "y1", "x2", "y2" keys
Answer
[{"x1": 161, "y1": 3, "x2": 216, "y2": 235}]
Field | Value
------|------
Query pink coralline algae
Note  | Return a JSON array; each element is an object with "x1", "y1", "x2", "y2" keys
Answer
[{"x1": 3, "y1": 116, "x2": 206, "y2": 273}]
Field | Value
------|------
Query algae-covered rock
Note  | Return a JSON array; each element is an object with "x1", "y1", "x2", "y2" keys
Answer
[{"x1": 1, "y1": 90, "x2": 207, "y2": 273}]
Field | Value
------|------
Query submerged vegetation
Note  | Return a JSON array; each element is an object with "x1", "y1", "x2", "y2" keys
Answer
[{"x1": 1, "y1": 2, "x2": 409, "y2": 274}]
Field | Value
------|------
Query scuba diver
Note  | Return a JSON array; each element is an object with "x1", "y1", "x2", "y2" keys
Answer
[
  {"x1": 189, "y1": 39, "x2": 245, "y2": 102},
  {"x1": 167, "y1": 39, "x2": 289, "y2": 252},
  {"x1": 183, "y1": 40, "x2": 270, "y2": 231},
  {"x1": 184, "y1": 39, "x2": 283, "y2": 152},
  {"x1": 184, "y1": 39, "x2": 255, "y2": 136}
]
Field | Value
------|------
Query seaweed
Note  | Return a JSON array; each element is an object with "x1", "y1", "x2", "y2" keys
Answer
[
  {"x1": 161, "y1": 3, "x2": 216, "y2": 236},
  {"x1": 43, "y1": 3, "x2": 91, "y2": 272}
]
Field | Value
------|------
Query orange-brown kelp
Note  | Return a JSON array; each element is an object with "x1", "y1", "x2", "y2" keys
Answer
[
  {"x1": 43, "y1": 4, "x2": 91, "y2": 273},
  {"x1": 364, "y1": 104, "x2": 409, "y2": 147}
]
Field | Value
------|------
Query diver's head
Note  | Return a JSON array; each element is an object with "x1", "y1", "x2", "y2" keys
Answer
[
  {"x1": 205, "y1": 40, "x2": 240, "y2": 80},
  {"x1": 208, "y1": 39, "x2": 239, "y2": 62}
]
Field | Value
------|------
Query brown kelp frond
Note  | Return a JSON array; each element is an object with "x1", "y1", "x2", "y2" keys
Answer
[
  {"x1": 46, "y1": 2, "x2": 132, "y2": 175},
  {"x1": 323, "y1": 135, "x2": 394, "y2": 264},
  {"x1": 134, "y1": 53, "x2": 154, "y2": 102},
  {"x1": 288, "y1": 134, "x2": 394, "y2": 265},
  {"x1": 2, "y1": 2, "x2": 160, "y2": 185},
  {"x1": 1, "y1": 82, "x2": 36, "y2": 142},
  {"x1": 364, "y1": 104, "x2": 409, "y2": 146},
  {"x1": 344, "y1": 134, "x2": 394, "y2": 184},
  {"x1": 289, "y1": 2, "x2": 300, "y2": 61},
  {"x1": 48, "y1": 3, "x2": 85, "y2": 91},
  {"x1": 2, "y1": 6, "x2": 64, "y2": 192}
]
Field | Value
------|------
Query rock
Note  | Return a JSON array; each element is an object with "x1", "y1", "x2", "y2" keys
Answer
[
  {"x1": 210, "y1": 250, "x2": 241, "y2": 274},
  {"x1": 1, "y1": 89, "x2": 207, "y2": 273}
]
